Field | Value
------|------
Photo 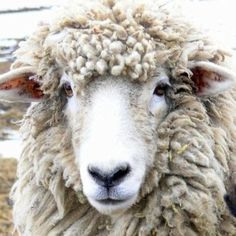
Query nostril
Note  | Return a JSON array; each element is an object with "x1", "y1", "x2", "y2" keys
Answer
[
  {"x1": 88, "y1": 167, "x2": 105, "y2": 184},
  {"x1": 111, "y1": 165, "x2": 130, "y2": 184}
]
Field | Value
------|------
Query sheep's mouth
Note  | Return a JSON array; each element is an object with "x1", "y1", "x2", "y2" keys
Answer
[
  {"x1": 88, "y1": 194, "x2": 138, "y2": 214},
  {"x1": 96, "y1": 198, "x2": 127, "y2": 205}
]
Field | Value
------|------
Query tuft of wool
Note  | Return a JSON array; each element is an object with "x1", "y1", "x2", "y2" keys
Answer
[{"x1": 9, "y1": 0, "x2": 236, "y2": 235}]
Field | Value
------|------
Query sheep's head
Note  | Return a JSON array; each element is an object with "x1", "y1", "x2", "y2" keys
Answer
[
  {"x1": 1, "y1": 60, "x2": 236, "y2": 215},
  {"x1": 1, "y1": 0, "x2": 236, "y2": 216}
]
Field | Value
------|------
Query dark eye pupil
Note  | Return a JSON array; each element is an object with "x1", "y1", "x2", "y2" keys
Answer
[
  {"x1": 63, "y1": 82, "x2": 73, "y2": 97},
  {"x1": 153, "y1": 83, "x2": 167, "y2": 96}
]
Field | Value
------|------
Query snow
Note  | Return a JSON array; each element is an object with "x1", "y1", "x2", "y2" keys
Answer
[
  {"x1": 0, "y1": 109, "x2": 6, "y2": 115},
  {"x1": 0, "y1": 0, "x2": 68, "y2": 39},
  {"x1": 0, "y1": 140, "x2": 21, "y2": 159},
  {"x1": 0, "y1": 10, "x2": 53, "y2": 39},
  {"x1": 0, "y1": 0, "x2": 67, "y2": 11},
  {"x1": 0, "y1": 131, "x2": 21, "y2": 159}
]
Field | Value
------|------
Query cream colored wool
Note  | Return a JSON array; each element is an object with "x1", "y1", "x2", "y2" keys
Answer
[{"x1": 8, "y1": 0, "x2": 236, "y2": 235}]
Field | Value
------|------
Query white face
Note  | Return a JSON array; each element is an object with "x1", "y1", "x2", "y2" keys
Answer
[{"x1": 64, "y1": 74, "x2": 170, "y2": 215}]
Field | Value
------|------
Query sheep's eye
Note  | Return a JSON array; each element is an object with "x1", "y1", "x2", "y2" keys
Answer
[
  {"x1": 63, "y1": 82, "x2": 73, "y2": 97},
  {"x1": 153, "y1": 83, "x2": 168, "y2": 96}
]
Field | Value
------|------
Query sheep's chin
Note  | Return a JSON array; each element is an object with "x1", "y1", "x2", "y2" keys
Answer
[{"x1": 88, "y1": 195, "x2": 137, "y2": 215}]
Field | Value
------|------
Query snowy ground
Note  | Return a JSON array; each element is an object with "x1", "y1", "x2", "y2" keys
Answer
[
  {"x1": 0, "y1": 139, "x2": 21, "y2": 159},
  {"x1": 0, "y1": 0, "x2": 66, "y2": 39},
  {"x1": 0, "y1": 10, "x2": 53, "y2": 39},
  {"x1": 1, "y1": 0, "x2": 236, "y2": 159}
]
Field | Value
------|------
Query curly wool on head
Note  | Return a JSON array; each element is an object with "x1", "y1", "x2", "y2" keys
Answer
[
  {"x1": 12, "y1": 0, "x2": 228, "y2": 94},
  {"x1": 1, "y1": 0, "x2": 236, "y2": 235}
]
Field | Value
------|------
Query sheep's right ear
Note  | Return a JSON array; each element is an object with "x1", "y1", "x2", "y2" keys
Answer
[
  {"x1": 188, "y1": 61, "x2": 236, "y2": 96},
  {"x1": 0, "y1": 67, "x2": 44, "y2": 103}
]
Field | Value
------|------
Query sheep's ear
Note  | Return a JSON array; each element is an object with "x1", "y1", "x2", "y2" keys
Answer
[
  {"x1": 0, "y1": 67, "x2": 44, "y2": 103},
  {"x1": 188, "y1": 61, "x2": 236, "y2": 96}
]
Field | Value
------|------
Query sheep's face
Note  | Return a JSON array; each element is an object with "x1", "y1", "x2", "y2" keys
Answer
[
  {"x1": 64, "y1": 73, "x2": 170, "y2": 215},
  {"x1": 1, "y1": 51, "x2": 236, "y2": 216}
]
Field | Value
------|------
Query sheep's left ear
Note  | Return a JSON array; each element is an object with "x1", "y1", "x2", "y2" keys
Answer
[
  {"x1": 0, "y1": 67, "x2": 44, "y2": 103},
  {"x1": 188, "y1": 61, "x2": 236, "y2": 96}
]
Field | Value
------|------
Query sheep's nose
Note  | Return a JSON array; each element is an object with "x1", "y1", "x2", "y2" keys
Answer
[{"x1": 88, "y1": 164, "x2": 130, "y2": 188}]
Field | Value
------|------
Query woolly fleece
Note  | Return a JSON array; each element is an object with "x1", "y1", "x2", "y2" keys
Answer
[{"x1": 9, "y1": 0, "x2": 236, "y2": 235}]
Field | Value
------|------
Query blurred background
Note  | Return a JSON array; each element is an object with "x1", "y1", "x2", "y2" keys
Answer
[{"x1": 0, "y1": 0, "x2": 236, "y2": 235}]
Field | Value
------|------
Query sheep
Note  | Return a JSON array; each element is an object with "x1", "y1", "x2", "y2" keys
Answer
[{"x1": 0, "y1": 0, "x2": 236, "y2": 235}]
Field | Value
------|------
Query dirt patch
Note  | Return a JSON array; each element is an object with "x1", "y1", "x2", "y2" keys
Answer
[{"x1": 0, "y1": 158, "x2": 17, "y2": 236}]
